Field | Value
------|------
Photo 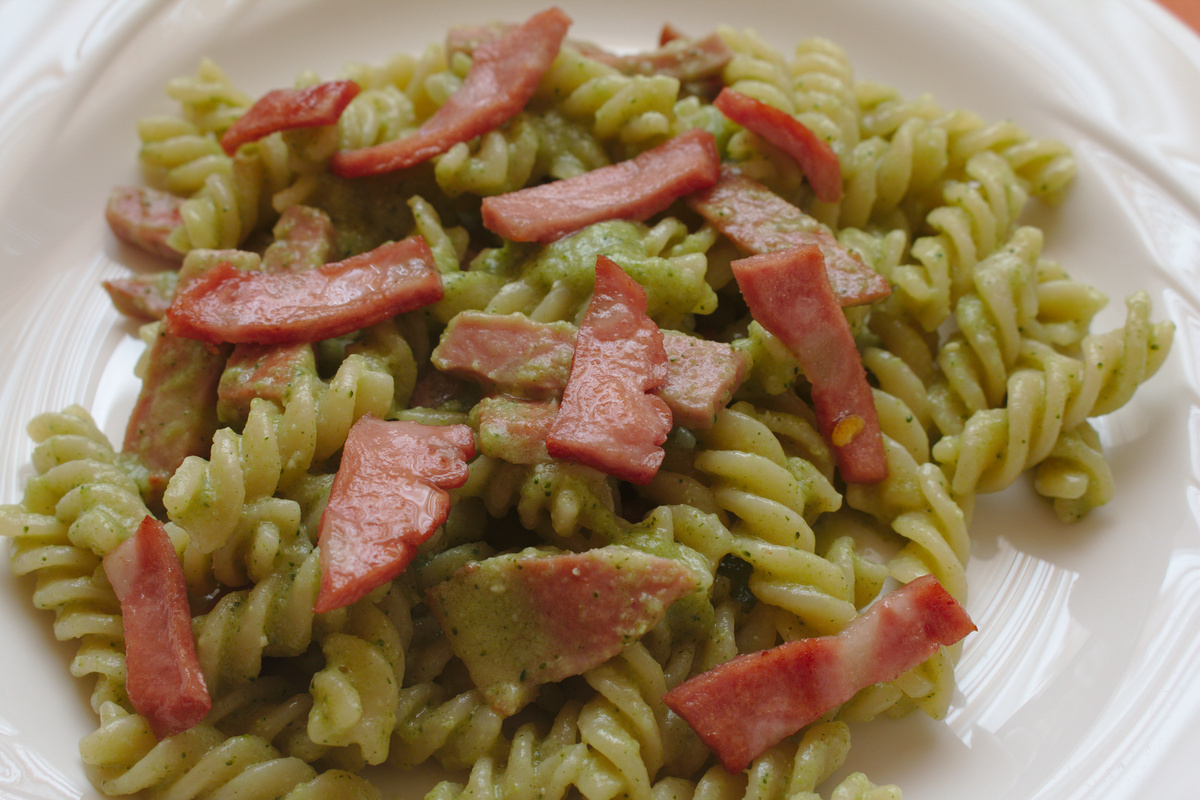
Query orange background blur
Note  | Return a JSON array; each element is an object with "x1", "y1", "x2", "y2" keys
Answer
[{"x1": 1159, "y1": 0, "x2": 1200, "y2": 32}]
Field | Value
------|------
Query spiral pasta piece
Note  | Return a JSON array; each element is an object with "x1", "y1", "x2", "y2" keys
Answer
[
  {"x1": 0, "y1": 408, "x2": 162, "y2": 711},
  {"x1": 193, "y1": 542, "x2": 327, "y2": 694},
  {"x1": 307, "y1": 600, "x2": 406, "y2": 764},
  {"x1": 539, "y1": 45, "x2": 680, "y2": 154},
  {"x1": 483, "y1": 217, "x2": 716, "y2": 329},
  {"x1": 460, "y1": 455, "x2": 624, "y2": 547},
  {"x1": 933, "y1": 291, "x2": 1173, "y2": 511},
  {"x1": 387, "y1": 684, "x2": 505, "y2": 772},
  {"x1": 434, "y1": 110, "x2": 610, "y2": 198},
  {"x1": 79, "y1": 702, "x2": 380, "y2": 800}
]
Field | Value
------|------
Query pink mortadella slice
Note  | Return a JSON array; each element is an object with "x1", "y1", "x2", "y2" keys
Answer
[
  {"x1": 103, "y1": 515, "x2": 212, "y2": 739},
  {"x1": 105, "y1": 185, "x2": 185, "y2": 260},
  {"x1": 663, "y1": 574, "x2": 975, "y2": 773},
  {"x1": 731, "y1": 244, "x2": 887, "y2": 484},
  {"x1": 330, "y1": 7, "x2": 571, "y2": 177},
  {"x1": 219, "y1": 80, "x2": 362, "y2": 156},
  {"x1": 314, "y1": 417, "x2": 476, "y2": 614},
  {"x1": 163, "y1": 236, "x2": 443, "y2": 346},
  {"x1": 688, "y1": 168, "x2": 891, "y2": 307},
  {"x1": 480, "y1": 128, "x2": 721, "y2": 243},
  {"x1": 546, "y1": 256, "x2": 672, "y2": 484},
  {"x1": 713, "y1": 87, "x2": 843, "y2": 203}
]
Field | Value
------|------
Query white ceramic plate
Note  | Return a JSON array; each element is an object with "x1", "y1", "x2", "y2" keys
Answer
[{"x1": 2, "y1": 1, "x2": 1198, "y2": 798}]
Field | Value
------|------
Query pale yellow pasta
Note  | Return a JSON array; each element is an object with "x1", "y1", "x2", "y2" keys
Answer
[{"x1": 0, "y1": 13, "x2": 1178, "y2": 800}]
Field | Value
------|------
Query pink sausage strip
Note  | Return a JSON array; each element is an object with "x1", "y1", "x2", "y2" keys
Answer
[
  {"x1": 481, "y1": 128, "x2": 721, "y2": 243},
  {"x1": 331, "y1": 7, "x2": 571, "y2": 178}
]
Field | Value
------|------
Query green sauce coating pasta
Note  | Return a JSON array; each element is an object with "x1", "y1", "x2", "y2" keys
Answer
[{"x1": 0, "y1": 12, "x2": 1176, "y2": 800}]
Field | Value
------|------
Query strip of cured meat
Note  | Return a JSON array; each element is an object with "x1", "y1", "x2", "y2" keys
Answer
[
  {"x1": 123, "y1": 325, "x2": 227, "y2": 507},
  {"x1": 314, "y1": 416, "x2": 476, "y2": 613},
  {"x1": 331, "y1": 7, "x2": 571, "y2": 177},
  {"x1": 219, "y1": 80, "x2": 361, "y2": 156},
  {"x1": 164, "y1": 236, "x2": 443, "y2": 345},
  {"x1": 259, "y1": 204, "x2": 339, "y2": 273},
  {"x1": 427, "y1": 545, "x2": 698, "y2": 715},
  {"x1": 659, "y1": 332, "x2": 748, "y2": 429},
  {"x1": 103, "y1": 516, "x2": 211, "y2": 739},
  {"x1": 662, "y1": 574, "x2": 975, "y2": 773},
  {"x1": 431, "y1": 312, "x2": 578, "y2": 398},
  {"x1": 103, "y1": 271, "x2": 179, "y2": 321},
  {"x1": 713, "y1": 87, "x2": 843, "y2": 203},
  {"x1": 105, "y1": 185, "x2": 184, "y2": 261},
  {"x1": 216, "y1": 342, "x2": 316, "y2": 426},
  {"x1": 480, "y1": 128, "x2": 721, "y2": 243},
  {"x1": 687, "y1": 168, "x2": 891, "y2": 306},
  {"x1": 610, "y1": 31, "x2": 732, "y2": 82},
  {"x1": 731, "y1": 244, "x2": 887, "y2": 484},
  {"x1": 431, "y1": 311, "x2": 745, "y2": 429},
  {"x1": 546, "y1": 256, "x2": 672, "y2": 483}
]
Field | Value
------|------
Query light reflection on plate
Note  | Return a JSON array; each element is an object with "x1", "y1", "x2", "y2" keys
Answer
[{"x1": 1, "y1": 1, "x2": 1198, "y2": 798}]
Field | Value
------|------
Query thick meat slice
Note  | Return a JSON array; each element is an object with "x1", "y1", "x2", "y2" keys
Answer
[
  {"x1": 103, "y1": 271, "x2": 179, "y2": 321},
  {"x1": 164, "y1": 236, "x2": 443, "y2": 345},
  {"x1": 331, "y1": 8, "x2": 571, "y2": 177},
  {"x1": 216, "y1": 342, "x2": 316, "y2": 426},
  {"x1": 546, "y1": 256, "x2": 672, "y2": 484},
  {"x1": 431, "y1": 312, "x2": 744, "y2": 429},
  {"x1": 663, "y1": 574, "x2": 975, "y2": 773},
  {"x1": 427, "y1": 545, "x2": 699, "y2": 715},
  {"x1": 731, "y1": 245, "x2": 887, "y2": 483},
  {"x1": 105, "y1": 186, "x2": 184, "y2": 261},
  {"x1": 124, "y1": 329, "x2": 227, "y2": 507},
  {"x1": 314, "y1": 416, "x2": 475, "y2": 614},
  {"x1": 713, "y1": 88, "x2": 842, "y2": 203},
  {"x1": 659, "y1": 332, "x2": 748, "y2": 430},
  {"x1": 103, "y1": 516, "x2": 211, "y2": 739},
  {"x1": 687, "y1": 169, "x2": 890, "y2": 306},
  {"x1": 219, "y1": 80, "x2": 361, "y2": 156},
  {"x1": 480, "y1": 128, "x2": 721, "y2": 243},
  {"x1": 431, "y1": 312, "x2": 577, "y2": 398},
  {"x1": 609, "y1": 31, "x2": 732, "y2": 82}
]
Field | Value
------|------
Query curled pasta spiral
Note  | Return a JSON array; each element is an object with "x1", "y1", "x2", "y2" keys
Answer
[
  {"x1": 167, "y1": 140, "x2": 293, "y2": 253},
  {"x1": 859, "y1": 83, "x2": 1076, "y2": 203},
  {"x1": 938, "y1": 107, "x2": 1076, "y2": 200},
  {"x1": 164, "y1": 57, "x2": 252, "y2": 137},
  {"x1": 434, "y1": 110, "x2": 610, "y2": 198},
  {"x1": 193, "y1": 539, "x2": 327, "y2": 694},
  {"x1": 79, "y1": 702, "x2": 380, "y2": 800},
  {"x1": 643, "y1": 402, "x2": 868, "y2": 637},
  {"x1": 932, "y1": 291, "x2": 1173, "y2": 517},
  {"x1": 925, "y1": 225, "x2": 1044, "y2": 431},
  {"x1": 337, "y1": 84, "x2": 418, "y2": 151},
  {"x1": 892, "y1": 150, "x2": 1031, "y2": 331},
  {"x1": 307, "y1": 599, "x2": 407, "y2": 764},
  {"x1": 789, "y1": 38, "x2": 859, "y2": 158},
  {"x1": 539, "y1": 45, "x2": 680, "y2": 154},
  {"x1": 717, "y1": 26, "x2": 795, "y2": 114},
  {"x1": 0, "y1": 407, "x2": 151, "y2": 711},
  {"x1": 460, "y1": 455, "x2": 623, "y2": 547},
  {"x1": 386, "y1": 684, "x2": 505, "y2": 772},
  {"x1": 483, "y1": 217, "x2": 716, "y2": 329}
]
